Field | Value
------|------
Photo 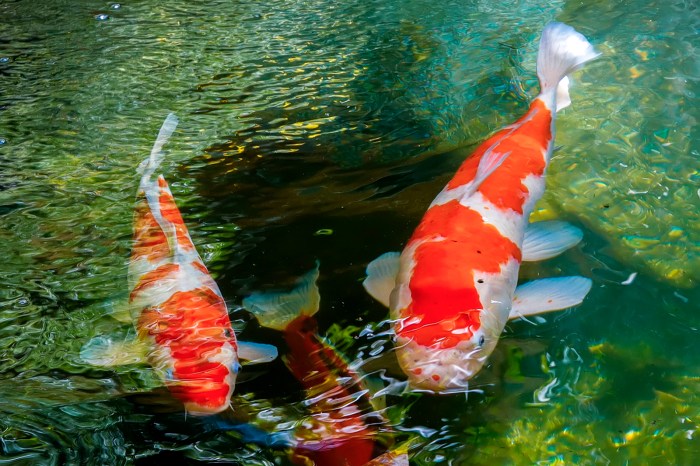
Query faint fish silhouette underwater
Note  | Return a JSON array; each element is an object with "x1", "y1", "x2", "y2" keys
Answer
[
  {"x1": 81, "y1": 114, "x2": 278, "y2": 415},
  {"x1": 363, "y1": 22, "x2": 598, "y2": 392},
  {"x1": 244, "y1": 263, "x2": 407, "y2": 466}
]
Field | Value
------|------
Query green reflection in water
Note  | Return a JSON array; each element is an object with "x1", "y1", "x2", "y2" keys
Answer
[{"x1": 0, "y1": 0, "x2": 698, "y2": 463}]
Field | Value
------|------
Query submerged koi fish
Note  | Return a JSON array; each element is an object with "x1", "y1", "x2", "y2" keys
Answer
[
  {"x1": 81, "y1": 114, "x2": 277, "y2": 415},
  {"x1": 363, "y1": 23, "x2": 599, "y2": 392},
  {"x1": 243, "y1": 264, "x2": 404, "y2": 466}
]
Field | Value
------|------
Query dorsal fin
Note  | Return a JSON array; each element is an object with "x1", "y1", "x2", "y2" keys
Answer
[{"x1": 471, "y1": 147, "x2": 512, "y2": 192}]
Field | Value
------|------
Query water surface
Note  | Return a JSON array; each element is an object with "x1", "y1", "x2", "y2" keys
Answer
[{"x1": 1, "y1": 0, "x2": 698, "y2": 464}]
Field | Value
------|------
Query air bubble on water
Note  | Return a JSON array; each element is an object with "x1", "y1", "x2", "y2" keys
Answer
[
  {"x1": 110, "y1": 3, "x2": 121, "y2": 9},
  {"x1": 0, "y1": 138, "x2": 7, "y2": 145},
  {"x1": 95, "y1": 14, "x2": 109, "y2": 21},
  {"x1": 0, "y1": 57, "x2": 9, "y2": 63}
]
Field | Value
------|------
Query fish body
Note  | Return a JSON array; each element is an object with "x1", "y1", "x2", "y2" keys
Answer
[
  {"x1": 363, "y1": 23, "x2": 599, "y2": 392},
  {"x1": 127, "y1": 114, "x2": 242, "y2": 415},
  {"x1": 81, "y1": 115, "x2": 277, "y2": 415},
  {"x1": 284, "y1": 314, "x2": 383, "y2": 466},
  {"x1": 244, "y1": 265, "x2": 392, "y2": 466}
]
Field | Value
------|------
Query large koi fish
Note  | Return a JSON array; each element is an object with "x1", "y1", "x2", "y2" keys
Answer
[
  {"x1": 243, "y1": 264, "x2": 405, "y2": 466},
  {"x1": 81, "y1": 114, "x2": 277, "y2": 415},
  {"x1": 362, "y1": 23, "x2": 599, "y2": 392}
]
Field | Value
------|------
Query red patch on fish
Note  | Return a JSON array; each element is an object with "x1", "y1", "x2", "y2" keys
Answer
[
  {"x1": 190, "y1": 260, "x2": 210, "y2": 276},
  {"x1": 130, "y1": 263, "x2": 180, "y2": 300},
  {"x1": 131, "y1": 200, "x2": 170, "y2": 262},
  {"x1": 400, "y1": 202, "x2": 520, "y2": 348},
  {"x1": 156, "y1": 175, "x2": 195, "y2": 251},
  {"x1": 282, "y1": 315, "x2": 388, "y2": 464},
  {"x1": 137, "y1": 287, "x2": 236, "y2": 410},
  {"x1": 448, "y1": 102, "x2": 551, "y2": 213}
]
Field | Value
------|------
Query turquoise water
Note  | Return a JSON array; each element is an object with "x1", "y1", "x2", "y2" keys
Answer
[{"x1": 1, "y1": 0, "x2": 698, "y2": 464}]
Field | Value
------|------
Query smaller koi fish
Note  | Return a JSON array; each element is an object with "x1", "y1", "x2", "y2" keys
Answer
[
  {"x1": 243, "y1": 263, "x2": 399, "y2": 466},
  {"x1": 81, "y1": 114, "x2": 277, "y2": 415}
]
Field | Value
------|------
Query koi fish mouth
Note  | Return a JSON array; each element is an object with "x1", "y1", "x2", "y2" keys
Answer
[
  {"x1": 169, "y1": 377, "x2": 236, "y2": 416},
  {"x1": 394, "y1": 336, "x2": 490, "y2": 392},
  {"x1": 182, "y1": 401, "x2": 231, "y2": 416}
]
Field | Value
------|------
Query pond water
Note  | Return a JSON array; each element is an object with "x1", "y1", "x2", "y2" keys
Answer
[{"x1": 1, "y1": 0, "x2": 698, "y2": 464}]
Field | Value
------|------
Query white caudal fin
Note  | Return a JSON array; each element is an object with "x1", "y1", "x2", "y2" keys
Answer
[
  {"x1": 556, "y1": 76, "x2": 571, "y2": 112},
  {"x1": 363, "y1": 252, "x2": 401, "y2": 308},
  {"x1": 522, "y1": 220, "x2": 583, "y2": 262},
  {"x1": 137, "y1": 113, "x2": 179, "y2": 182},
  {"x1": 509, "y1": 276, "x2": 592, "y2": 320},
  {"x1": 80, "y1": 335, "x2": 149, "y2": 367},
  {"x1": 242, "y1": 262, "x2": 321, "y2": 331},
  {"x1": 136, "y1": 114, "x2": 181, "y2": 256},
  {"x1": 238, "y1": 341, "x2": 278, "y2": 365},
  {"x1": 537, "y1": 22, "x2": 600, "y2": 111}
]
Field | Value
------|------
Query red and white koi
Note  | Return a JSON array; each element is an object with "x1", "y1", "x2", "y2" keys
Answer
[
  {"x1": 243, "y1": 264, "x2": 403, "y2": 466},
  {"x1": 363, "y1": 23, "x2": 599, "y2": 392},
  {"x1": 81, "y1": 114, "x2": 277, "y2": 415}
]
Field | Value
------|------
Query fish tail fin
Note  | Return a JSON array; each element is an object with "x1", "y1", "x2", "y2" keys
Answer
[
  {"x1": 135, "y1": 113, "x2": 182, "y2": 254},
  {"x1": 536, "y1": 22, "x2": 599, "y2": 111},
  {"x1": 137, "y1": 113, "x2": 179, "y2": 184},
  {"x1": 242, "y1": 262, "x2": 321, "y2": 331}
]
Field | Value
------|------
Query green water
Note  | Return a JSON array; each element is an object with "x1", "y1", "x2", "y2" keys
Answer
[{"x1": 1, "y1": 0, "x2": 698, "y2": 464}]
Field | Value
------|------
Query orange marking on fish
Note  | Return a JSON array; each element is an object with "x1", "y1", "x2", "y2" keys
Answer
[
  {"x1": 190, "y1": 260, "x2": 210, "y2": 276},
  {"x1": 447, "y1": 103, "x2": 552, "y2": 214},
  {"x1": 168, "y1": 381, "x2": 232, "y2": 412},
  {"x1": 478, "y1": 105, "x2": 552, "y2": 213},
  {"x1": 130, "y1": 263, "x2": 180, "y2": 300},
  {"x1": 131, "y1": 199, "x2": 170, "y2": 262},
  {"x1": 156, "y1": 175, "x2": 195, "y2": 251},
  {"x1": 137, "y1": 287, "x2": 236, "y2": 411},
  {"x1": 400, "y1": 202, "x2": 520, "y2": 347}
]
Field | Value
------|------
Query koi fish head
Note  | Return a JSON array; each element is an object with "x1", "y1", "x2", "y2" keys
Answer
[
  {"x1": 138, "y1": 290, "x2": 242, "y2": 416},
  {"x1": 157, "y1": 337, "x2": 241, "y2": 416},
  {"x1": 394, "y1": 308, "x2": 504, "y2": 392}
]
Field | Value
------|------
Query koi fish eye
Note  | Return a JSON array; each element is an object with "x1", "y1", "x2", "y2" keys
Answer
[
  {"x1": 224, "y1": 328, "x2": 233, "y2": 339},
  {"x1": 230, "y1": 362, "x2": 242, "y2": 374},
  {"x1": 477, "y1": 334, "x2": 485, "y2": 347}
]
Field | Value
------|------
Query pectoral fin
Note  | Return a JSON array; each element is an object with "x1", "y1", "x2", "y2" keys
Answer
[
  {"x1": 509, "y1": 276, "x2": 592, "y2": 320},
  {"x1": 522, "y1": 221, "x2": 583, "y2": 262},
  {"x1": 238, "y1": 341, "x2": 278, "y2": 365},
  {"x1": 243, "y1": 262, "x2": 321, "y2": 331},
  {"x1": 80, "y1": 335, "x2": 149, "y2": 367},
  {"x1": 363, "y1": 252, "x2": 400, "y2": 308}
]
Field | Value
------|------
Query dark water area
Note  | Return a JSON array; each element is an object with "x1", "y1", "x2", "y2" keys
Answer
[{"x1": 1, "y1": 0, "x2": 699, "y2": 464}]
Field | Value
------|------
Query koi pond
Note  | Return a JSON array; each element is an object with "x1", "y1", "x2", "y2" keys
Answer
[{"x1": 1, "y1": 0, "x2": 698, "y2": 464}]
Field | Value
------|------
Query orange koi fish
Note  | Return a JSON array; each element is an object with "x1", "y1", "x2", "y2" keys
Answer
[
  {"x1": 81, "y1": 114, "x2": 277, "y2": 415},
  {"x1": 243, "y1": 264, "x2": 403, "y2": 466},
  {"x1": 363, "y1": 23, "x2": 599, "y2": 392}
]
